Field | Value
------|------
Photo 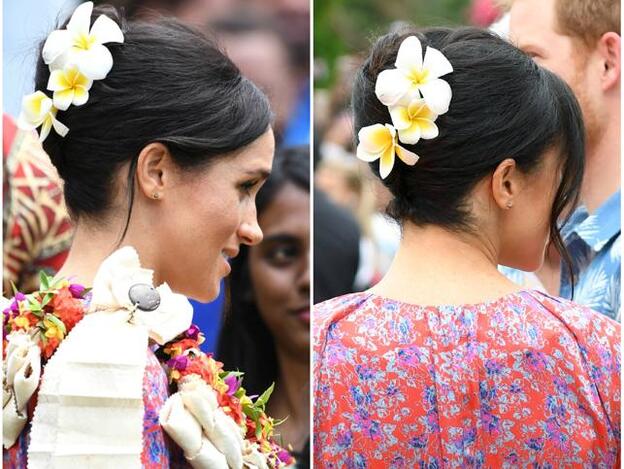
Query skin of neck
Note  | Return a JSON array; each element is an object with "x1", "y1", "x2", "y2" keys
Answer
[
  {"x1": 268, "y1": 344, "x2": 310, "y2": 451},
  {"x1": 371, "y1": 221, "x2": 521, "y2": 306},
  {"x1": 55, "y1": 208, "x2": 162, "y2": 287}
]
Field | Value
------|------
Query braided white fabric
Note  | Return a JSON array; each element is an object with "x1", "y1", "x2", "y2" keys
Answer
[{"x1": 25, "y1": 246, "x2": 193, "y2": 468}]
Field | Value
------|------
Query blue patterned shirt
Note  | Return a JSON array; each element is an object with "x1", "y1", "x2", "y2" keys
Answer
[{"x1": 502, "y1": 191, "x2": 620, "y2": 321}]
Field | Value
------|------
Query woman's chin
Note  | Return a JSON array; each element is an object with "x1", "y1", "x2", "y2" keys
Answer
[{"x1": 185, "y1": 282, "x2": 220, "y2": 303}]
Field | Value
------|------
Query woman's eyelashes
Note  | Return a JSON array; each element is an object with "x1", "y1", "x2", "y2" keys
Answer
[{"x1": 238, "y1": 179, "x2": 261, "y2": 197}]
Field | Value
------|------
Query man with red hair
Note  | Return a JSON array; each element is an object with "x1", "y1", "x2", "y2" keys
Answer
[{"x1": 504, "y1": 0, "x2": 621, "y2": 320}]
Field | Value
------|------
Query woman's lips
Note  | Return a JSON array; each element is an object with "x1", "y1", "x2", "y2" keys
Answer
[
  {"x1": 220, "y1": 254, "x2": 231, "y2": 276},
  {"x1": 296, "y1": 308, "x2": 310, "y2": 324}
]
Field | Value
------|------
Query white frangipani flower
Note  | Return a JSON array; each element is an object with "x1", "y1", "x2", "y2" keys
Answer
[
  {"x1": 389, "y1": 95, "x2": 439, "y2": 145},
  {"x1": 42, "y1": 1, "x2": 124, "y2": 80},
  {"x1": 17, "y1": 91, "x2": 69, "y2": 142},
  {"x1": 356, "y1": 123, "x2": 419, "y2": 179},
  {"x1": 375, "y1": 35, "x2": 453, "y2": 115},
  {"x1": 47, "y1": 64, "x2": 93, "y2": 111}
]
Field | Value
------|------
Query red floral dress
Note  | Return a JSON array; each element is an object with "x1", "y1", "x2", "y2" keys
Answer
[{"x1": 313, "y1": 290, "x2": 620, "y2": 467}]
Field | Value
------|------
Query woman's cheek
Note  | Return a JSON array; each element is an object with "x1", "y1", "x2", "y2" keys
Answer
[{"x1": 253, "y1": 261, "x2": 291, "y2": 308}]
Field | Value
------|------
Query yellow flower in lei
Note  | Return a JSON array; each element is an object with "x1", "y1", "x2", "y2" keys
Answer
[
  {"x1": 14, "y1": 316, "x2": 30, "y2": 330},
  {"x1": 47, "y1": 65, "x2": 93, "y2": 111},
  {"x1": 375, "y1": 35, "x2": 453, "y2": 115},
  {"x1": 41, "y1": 1, "x2": 124, "y2": 80},
  {"x1": 389, "y1": 96, "x2": 439, "y2": 145},
  {"x1": 17, "y1": 91, "x2": 69, "y2": 142},
  {"x1": 356, "y1": 123, "x2": 419, "y2": 179},
  {"x1": 43, "y1": 318, "x2": 65, "y2": 340},
  {"x1": 164, "y1": 344, "x2": 183, "y2": 357}
]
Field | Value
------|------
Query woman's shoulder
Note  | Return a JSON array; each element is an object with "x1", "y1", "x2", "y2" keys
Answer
[
  {"x1": 522, "y1": 289, "x2": 620, "y2": 343},
  {"x1": 313, "y1": 292, "x2": 374, "y2": 330}
]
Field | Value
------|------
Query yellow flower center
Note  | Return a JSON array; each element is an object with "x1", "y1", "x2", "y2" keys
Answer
[
  {"x1": 408, "y1": 68, "x2": 429, "y2": 85},
  {"x1": 74, "y1": 33, "x2": 97, "y2": 51}
]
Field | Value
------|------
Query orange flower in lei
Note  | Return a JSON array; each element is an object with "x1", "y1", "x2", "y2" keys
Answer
[
  {"x1": 43, "y1": 337, "x2": 60, "y2": 359},
  {"x1": 3, "y1": 273, "x2": 88, "y2": 361},
  {"x1": 49, "y1": 286, "x2": 84, "y2": 330}
]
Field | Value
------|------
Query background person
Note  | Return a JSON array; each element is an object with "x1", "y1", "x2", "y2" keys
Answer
[
  {"x1": 218, "y1": 146, "x2": 310, "y2": 467},
  {"x1": 503, "y1": 0, "x2": 621, "y2": 320}
]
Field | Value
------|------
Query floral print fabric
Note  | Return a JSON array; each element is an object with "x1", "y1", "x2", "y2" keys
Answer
[{"x1": 313, "y1": 290, "x2": 620, "y2": 468}]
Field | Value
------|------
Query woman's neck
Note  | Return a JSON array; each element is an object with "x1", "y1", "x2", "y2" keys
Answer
[
  {"x1": 371, "y1": 223, "x2": 520, "y2": 306},
  {"x1": 56, "y1": 219, "x2": 159, "y2": 287},
  {"x1": 55, "y1": 223, "x2": 122, "y2": 286},
  {"x1": 268, "y1": 347, "x2": 310, "y2": 452}
]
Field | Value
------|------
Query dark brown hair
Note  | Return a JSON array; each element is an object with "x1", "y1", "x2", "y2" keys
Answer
[
  {"x1": 353, "y1": 27, "x2": 585, "y2": 286},
  {"x1": 35, "y1": 4, "x2": 272, "y2": 234}
]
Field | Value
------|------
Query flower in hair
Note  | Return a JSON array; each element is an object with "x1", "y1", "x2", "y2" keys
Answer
[
  {"x1": 47, "y1": 64, "x2": 93, "y2": 110},
  {"x1": 17, "y1": 91, "x2": 69, "y2": 142},
  {"x1": 356, "y1": 123, "x2": 419, "y2": 179},
  {"x1": 375, "y1": 35, "x2": 453, "y2": 115},
  {"x1": 389, "y1": 96, "x2": 439, "y2": 144},
  {"x1": 42, "y1": 1, "x2": 124, "y2": 80}
]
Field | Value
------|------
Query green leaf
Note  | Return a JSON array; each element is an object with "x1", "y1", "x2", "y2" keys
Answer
[
  {"x1": 10, "y1": 281, "x2": 18, "y2": 297},
  {"x1": 27, "y1": 296, "x2": 42, "y2": 312},
  {"x1": 273, "y1": 416, "x2": 288, "y2": 426},
  {"x1": 39, "y1": 271, "x2": 50, "y2": 290},
  {"x1": 219, "y1": 370, "x2": 244, "y2": 380},
  {"x1": 44, "y1": 313, "x2": 66, "y2": 335},
  {"x1": 243, "y1": 405, "x2": 260, "y2": 420},
  {"x1": 41, "y1": 293, "x2": 53, "y2": 308},
  {"x1": 255, "y1": 382, "x2": 275, "y2": 409},
  {"x1": 234, "y1": 386, "x2": 246, "y2": 399}
]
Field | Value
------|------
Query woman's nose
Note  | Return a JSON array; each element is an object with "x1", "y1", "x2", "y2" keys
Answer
[{"x1": 238, "y1": 220, "x2": 263, "y2": 246}]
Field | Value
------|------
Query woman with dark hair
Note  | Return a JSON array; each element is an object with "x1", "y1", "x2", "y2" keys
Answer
[
  {"x1": 219, "y1": 146, "x2": 310, "y2": 468},
  {"x1": 313, "y1": 27, "x2": 620, "y2": 466},
  {"x1": 3, "y1": 2, "x2": 292, "y2": 468}
]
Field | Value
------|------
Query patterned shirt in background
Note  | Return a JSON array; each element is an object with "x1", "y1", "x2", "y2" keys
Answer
[
  {"x1": 501, "y1": 191, "x2": 621, "y2": 321},
  {"x1": 313, "y1": 291, "x2": 621, "y2": 468},
  {"x1": 3, "y1": 115, "x2": 73, "y2": 294}
]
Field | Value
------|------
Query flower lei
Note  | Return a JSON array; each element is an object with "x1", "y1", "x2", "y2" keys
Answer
[
  {"x1": 2, "y1": 274, "x2": 294, "y2": 467},
  {"x1": 3, "y1": 272, "x2": 89, "y2": 361},
  {"x1": 158, "y1": 327, "x2": 295, "y2": 467},
  {"x1": 356, "y1": 35, "x2": 454, "y2": 178}
]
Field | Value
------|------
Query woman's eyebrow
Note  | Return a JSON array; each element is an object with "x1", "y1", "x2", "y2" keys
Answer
[
  {"x1": 243, "y1": 169, "x2": 272, "y2": 180},
  {"x1": 261, "y1": 233, "x2": 298, "y2": 243}
]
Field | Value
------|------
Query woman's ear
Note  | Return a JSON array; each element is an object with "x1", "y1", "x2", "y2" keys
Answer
[
  {"x1": 135, "y1": 143, "x2": 173, "y2": 201},
  {"x1": 491, "y1": 158, "x2": 523, "y2": 210}
]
